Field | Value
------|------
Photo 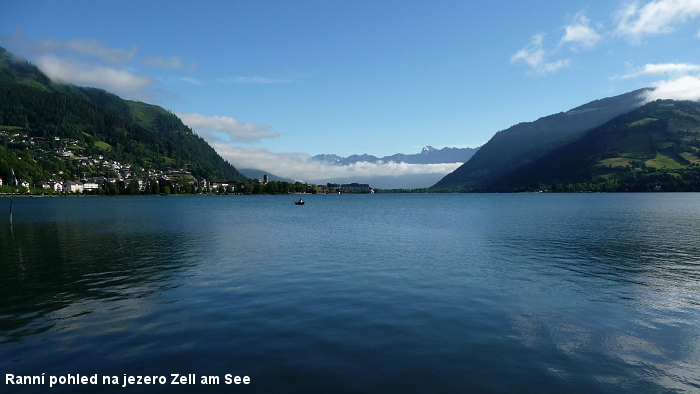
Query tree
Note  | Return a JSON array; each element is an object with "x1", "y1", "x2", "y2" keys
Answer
[
  {"x1": 149, "y1": 179, "x2": 159, "y2": 194},
  {"x1": 127, "y1": 179, "x2": 140, "y2": 195},
  {"x1": 104, "y1": 181, "x2": 119, "y2": 195}
]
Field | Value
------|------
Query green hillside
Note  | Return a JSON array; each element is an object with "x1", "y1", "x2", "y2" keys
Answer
[
  {"x1": 485, "y1": 100, "x2": 700, "y2": 192},
  {"x1": 432, "y1": 89, "x2": 649, "y2": 190},
  {"x1": 0, "y1": 46, "x2": 245, "y2": 185}
]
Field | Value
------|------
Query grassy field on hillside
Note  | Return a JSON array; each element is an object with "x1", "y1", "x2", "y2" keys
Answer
[
  {"x1": 94, "y1": 141, "x2": 112, "y2": 151},
  {"x1": 599, "y1": 157, "x2": 632, "y2": 167},
  {"x1": 645, "y1": 153, "x2": 684, "y2": 169}
]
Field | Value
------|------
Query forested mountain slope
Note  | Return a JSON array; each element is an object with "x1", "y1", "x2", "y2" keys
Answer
[
  {"x1": 0, "y1": 46, "x2": 244, "y2": 184},
  {"x1": 484, "y1": 100, "x2": 700, "y2": 192},
  {"x1": 432, "y1": 89, "x2": 650, "y2": 189}
]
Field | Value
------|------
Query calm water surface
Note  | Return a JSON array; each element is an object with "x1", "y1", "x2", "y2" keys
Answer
[{"x1": 1, "y1": 194, "x2": 699, "y2": 393}]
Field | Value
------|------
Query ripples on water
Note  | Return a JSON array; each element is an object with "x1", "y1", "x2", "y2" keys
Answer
[{"x1": 1, "y1": 194, "x2": 700, "y2": 393}]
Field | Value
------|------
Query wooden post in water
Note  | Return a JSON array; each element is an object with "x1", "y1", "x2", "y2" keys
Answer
[{"x1": 9, "y1": 169, "x2": 16, "y2": 226}]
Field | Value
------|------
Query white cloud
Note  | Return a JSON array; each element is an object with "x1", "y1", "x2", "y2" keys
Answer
[
  {"x1": 538, "y1": 59, "x2": 572, "y2": 74},
  {"x1": 35, "y1": 36, "x2": 197, "y2": 71},
  {"x1": 176, "y1": 112, "x2": 279, "y2": 143},
  {"x1": 616, "y1": 0, "x2": 700, "y2": 40},
  {"x1": 621, "y1": 62, "x2": 700, "y2": 78},
  {"x1": 511, "y1": 34, "x2": 571, "y2": 75},
  {"x1": 142, "y1": 55, "x2": 197, "y2": 70},
  {"x1": 35, "y1": 55, "x2": 154, "y2": 98},
  {"x1": 560, "y1": 12, "x2": 601, "y2": 49},
  {"x1": 209, "y1": 144, "x2": 462, "y2": 189},
  {"x1": 511, "y1": 34, "x2": 546, "y2": 68},
  {"x1": 513, "y1": 2, "x2": 700, "y2": 77},
  {"x1": 34, "y1": 37, "x2": 137, "y2": 63},
  {"x1": 642, "y1": 75, "x2": 700, "y2": 102}
]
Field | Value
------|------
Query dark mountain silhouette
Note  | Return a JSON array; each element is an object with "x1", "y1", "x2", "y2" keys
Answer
[
  {"x1": 483, "y1": 99, "x2": 700, "y2": 192},
  {"x1": 432, "y1": 89, "x2": 650, "y2": 189}
]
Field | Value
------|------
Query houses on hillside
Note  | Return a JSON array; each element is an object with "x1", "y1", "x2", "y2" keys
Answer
[{"x1": 1, "y1": 168, "x2": 374, "y2": 195}]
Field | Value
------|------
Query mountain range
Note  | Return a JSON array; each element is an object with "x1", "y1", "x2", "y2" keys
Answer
[{"x1": 311, "y1": 146, "x2": 479, "y2": 166}]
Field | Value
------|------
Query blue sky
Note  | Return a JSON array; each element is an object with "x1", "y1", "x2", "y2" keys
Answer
[{"x1": 2, "y1": 0, "x2": 700, "y2": 187}]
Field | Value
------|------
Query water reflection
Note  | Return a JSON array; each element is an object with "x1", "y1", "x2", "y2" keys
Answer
[
  {"x1": 1, "y1": 194, "x2": 700, "y2": 393},
  {"x1": 0, "y1": 210, "x2": 198, "y2": 344},
  {"x1": 484, "y1": 194, "x2": 700, "y2": 393}
]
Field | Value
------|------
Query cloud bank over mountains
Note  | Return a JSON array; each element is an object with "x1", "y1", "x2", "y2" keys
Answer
[
  {"x1": 172, "y1": 113, "x2": 470, "y2": 188},
  {"x1": 643, "y1": 75, "x2": 700, "y2": 102},
  {"x1": 206, "y1": 143, "x2": 463, "y2": 189},
  {"x1": 1, "y1": 30, "x2": 194, "y2": 100},
  {"x1": 35, "y1": 55, "x2": 155, "y2": 97}
]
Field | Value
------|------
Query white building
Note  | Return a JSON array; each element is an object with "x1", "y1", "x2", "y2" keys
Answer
[
  {"x1": 83, "y1": 182, "x2": 100, "y2": 191},
  {"x1": 63, "y1": 181, "x2": 84, "y2": 193}
]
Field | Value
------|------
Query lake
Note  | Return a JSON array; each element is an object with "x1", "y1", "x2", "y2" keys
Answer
[{"x1": 1, "y1": 193, "x2": 699, "y2": 393}]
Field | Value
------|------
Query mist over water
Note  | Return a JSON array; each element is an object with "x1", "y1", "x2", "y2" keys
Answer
[{"x1": 1, "y1": 194, "x2": 699, "y2": 393}]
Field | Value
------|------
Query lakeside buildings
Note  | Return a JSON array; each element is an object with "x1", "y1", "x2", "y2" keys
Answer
[
  {"x1": 3, "y1": 176, "x2": 375, "y2": 195},
  {"x1": 0, "y1": 130, "x2": 374, "y2": 195}
]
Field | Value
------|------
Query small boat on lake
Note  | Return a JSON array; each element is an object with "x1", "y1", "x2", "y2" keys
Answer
[{"x1": 295, "y1": 198, "x2": 305, "y2": 205}]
